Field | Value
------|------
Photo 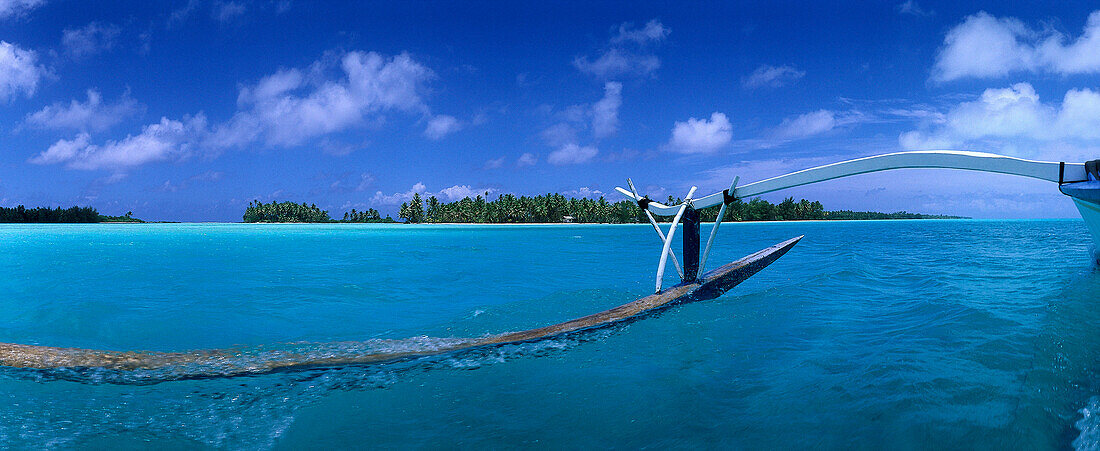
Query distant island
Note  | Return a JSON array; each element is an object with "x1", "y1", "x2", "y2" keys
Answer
[
  {"x1": 243, "y1": 201, "x2": 396, "y2": 223},
  {"x1": 0, "y1": 206, "x2": 144, "y2": 223},
  {"x1": 242, "y1": 194, "x2": 966, "y2": 224}
]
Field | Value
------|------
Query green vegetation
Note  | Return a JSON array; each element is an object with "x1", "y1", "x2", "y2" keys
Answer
[
  {"x1": 241, "y1": 194, "x2": 963, "y2": 224},
  {"x1": 243, "y1": 200, "x2": 396, "y2": 223},
  {"x1": 0, "y1": 206, "x2": 147, "y2": 223},
  {"x1": 396, "y1": 193, "x2": 966, "y2": 224},
  {"x1": 99, "y1": 211, "x2": 144, "y2": 223},
  {"x1": 820, "y1": 210, "x2": 964, "y2": 220}
]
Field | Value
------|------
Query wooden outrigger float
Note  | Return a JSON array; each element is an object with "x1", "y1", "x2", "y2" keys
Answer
[{"x1": 0, "y1": 234, "x2": 801, "y2": 383}]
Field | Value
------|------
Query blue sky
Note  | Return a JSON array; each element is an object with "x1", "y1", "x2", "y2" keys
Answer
[{"x1": 1, "y1": 0, "x2": 1100, "y2": 221}]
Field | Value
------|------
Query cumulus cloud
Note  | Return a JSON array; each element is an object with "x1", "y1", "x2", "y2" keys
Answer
[
  {"x1": 29, "y1": 115, "x2": 208, "y2": 170},
  {"x1": 32, "y1": 49, "x2": 435, "y2": 171},
  {"x1": 574, "y1": 19, "x2": 668, "y2": 79},
  {"x1": 61, "y1": 22, "x2": 120, "y2": 58},
  {"x1": 212, "y1": 51, "x2": 433, "y2": 148},
  {"x1": 0, "y1": 0, "x2": 44, "y2": 19},
  {"x1": 591, "y1": 81, "x2": 621, "y2": 138},
  {"x1": 667, "y1": 112, "x2": 733, "y2": 154},
  {"x1": 547, "y1": 143, "x2": 598, "y2": 165},
  {"x1": 899, "y1": 83, "x2": 1100, "y2": 150},
  {"x1": 438, "y1": 184, "x2": 495, "y2": 201},
  {"x1": 933, "y1": 10, "x2": 1100, "y2": 81},
  {"x1": 0, "y1": 41, "x2": 44, "y2": 101},
  {"x1": 424, "y1": 114, "x2": 461, "y2": 140},
  {"x1": 371, "y1": 182, "x2": 427, "y2": 205},
  {"x1": 742, "y1": 64, "x2": 805, "y2": 88},
  {"x1": 23, "y1": 89, "x2": 141, "y2": 132},
  {"x1": 516, "y1": 152, "x2": 537, "y2": 167}
]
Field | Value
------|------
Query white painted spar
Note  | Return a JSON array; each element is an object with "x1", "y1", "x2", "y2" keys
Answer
[
  {"x1": 656, "y1": 186, "x2": 696, "y2": 293},
  {"x1": 618, "y1": 151, "x2": 1087, "y2": 216},
  {"x1": 700, "y1": 176, "x2": 738, "y2": 274},
  {"x1": 627, "y1": 178, "x2": 684, "y2": 279}
]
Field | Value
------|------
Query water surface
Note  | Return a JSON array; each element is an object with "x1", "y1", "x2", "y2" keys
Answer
[{"x1": 1, "y1": 221, "x2": 1098, "y2": 449}]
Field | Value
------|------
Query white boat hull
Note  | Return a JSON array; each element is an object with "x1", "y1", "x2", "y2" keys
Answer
[{"x1": 1072, "y1": 198, "x2": 1100, "y2": 263}]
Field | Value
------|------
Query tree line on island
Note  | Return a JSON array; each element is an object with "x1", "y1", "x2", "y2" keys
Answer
[
  {"x1": 242, "y1": 194, "x2": 964, "y2": 224},
  {"x1": 243, "y1": 200, "x2": 396, "y2": 223},
  {"x1": 0, "y1": 205, "x2": 143, "y2": 223}
]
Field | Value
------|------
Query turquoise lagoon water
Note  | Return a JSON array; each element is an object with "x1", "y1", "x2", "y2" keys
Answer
[{"x1": 1, "y1": 220, "x2": 1100, "y2": 449}]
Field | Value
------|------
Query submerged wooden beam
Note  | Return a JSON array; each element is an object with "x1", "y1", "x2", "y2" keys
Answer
[{"x1": 0, "y1": 236, "x2": 802, "y2": 384}]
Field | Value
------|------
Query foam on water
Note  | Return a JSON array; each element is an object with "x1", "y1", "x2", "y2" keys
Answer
[
  {"x1": 0, "y1": 331, "x2": 598, "y2": 448},
  {"x1": 1076, "y1": 397, "x2": 1100, "y2": 450}
]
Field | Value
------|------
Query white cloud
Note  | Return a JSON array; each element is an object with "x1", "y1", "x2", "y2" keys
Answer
[
  {"x1": 33, "y1": 49, "x2": 435, "y2": 172},
  {"x1": 371, "y1": 182, "x2": 427, "y2": 205},
  {"x1": 574, "y1": 19, "x2": 668, "y2": 79},
  {"x1": 0, "y1": 41, "x2": 43, "y2": 101},
  {"x1": 563, "y1": 187, "x2": 604, "y2": 198},
  {"x1": 61, "y1": 22, "x2": 120, "y2": 58},
  {"x1": 23, "y1": 89, "x2": 141, "y2": 132},
  {"x1": 896, "y1": 0, "x2": 933, "y2": 17},
  {"x1": 933, "y1": 10, "x2": 1100, "y2": 81},
  {"x1": 516, "y1": 152, "x2": 537, "y2": 167},
  {"x1": 424, "y1": 114, "x2": 461, "y2": 140},
  {"x1": 899, "y1": 83, "x2": 1100, "y2": 151},
  {"x1": 771, "y1": 110, "x2": 836, "y2": 141},
  {"x1": 547, "y1": 143, "x2": 598, "y2": 165},
  {"x1": 610, "y1": 19, "x2": 670, "y2": 44},
  {"x1": 212, "y1": 51, "x2": 433, "y2": 148},
  {"x1": 29, "y1": 115, "x2": 208, "y2": 170},
  {"x1": 667, "y1": 112, "x2": 733, "y2": 154},
  {"x1": 438, "y1": 184, "x2": 495, "y2": 201},
  {"x1": 742, "y1": 64, "x2": 805, "y2": 88},
  {"x1": 370, "y1": 182, "x2": 495, "y2": 205},
  {"x1": 591, "y1": 81, "x2": 621, "y2": 138},
  {"x1": 483, "y1": 156, "x2": 505, "y2": 169},
  {"x1": 0, "y1": 0, "x2": 44, "y2": 19}
]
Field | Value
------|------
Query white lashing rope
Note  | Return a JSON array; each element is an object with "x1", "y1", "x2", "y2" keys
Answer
[
  {"x1": 656, "y1": 186, "x2": 696, "y2": 293},
  {"x1": 626, "y1": 179, "x2": 683, "y2": 279}
]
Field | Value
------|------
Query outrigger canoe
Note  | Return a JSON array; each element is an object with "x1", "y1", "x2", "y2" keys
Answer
[{"x1": 0, "y1": 236, "x2": 802, "y2": 385}]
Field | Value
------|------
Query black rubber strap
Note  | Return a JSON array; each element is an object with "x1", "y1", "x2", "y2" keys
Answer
[
  {"x1": 1059, "y1": 161, "x2": 1065, "y2": 185},
  {"x1": 722, "y1": 189, "x2": 737, "y2": 205},
  {"x1": 637, "y1": 196, "x2": 652, "y2": 210}
]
